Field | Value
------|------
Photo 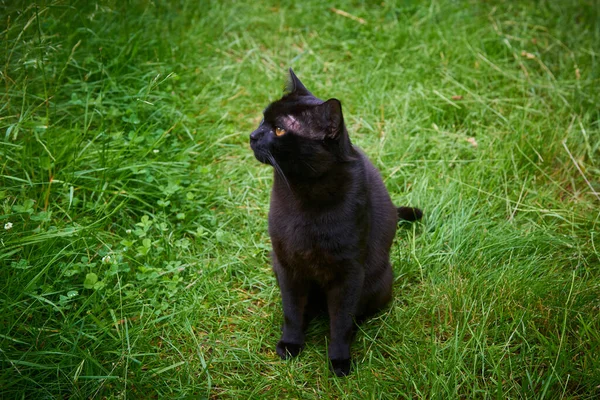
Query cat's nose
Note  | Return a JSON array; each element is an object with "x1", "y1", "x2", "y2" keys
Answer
[{"x1": 250, "y1": 129, "x2": 262, "y2": 142}]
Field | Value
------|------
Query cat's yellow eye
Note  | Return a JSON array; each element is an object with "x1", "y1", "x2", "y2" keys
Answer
[{"x1": 275, "y1": 127, "x2": 286, "y2": 137}]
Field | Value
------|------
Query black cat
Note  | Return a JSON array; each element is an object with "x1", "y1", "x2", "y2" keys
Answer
[{"x1": 249, "y1": 69, "x2": 422, "y2": 376}]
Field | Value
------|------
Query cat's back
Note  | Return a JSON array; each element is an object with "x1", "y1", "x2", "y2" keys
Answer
[{"x1": 357, "y1": 148, "x2": 397, "y2": 222}]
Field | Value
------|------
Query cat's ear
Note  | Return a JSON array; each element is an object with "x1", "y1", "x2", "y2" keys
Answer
[
  {"x1": 318, "y1": 98, "x2": 343, "y2": 138},
  {"x1": 286, "y1": 68, "x2": 312, "y2": 96}
]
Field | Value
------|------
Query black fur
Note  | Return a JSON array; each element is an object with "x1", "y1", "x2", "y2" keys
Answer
[{"x1": 249, "y1": 69, "x2": 422, "y2": 376}]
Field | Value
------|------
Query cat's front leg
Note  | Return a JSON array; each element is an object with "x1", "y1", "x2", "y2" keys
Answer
[
  {"x1": 274, "y1": 262, "x2": 308, "y2": 359},
  {"x1": 326, "y1": 266, "x2": 364, "y2": 377}
]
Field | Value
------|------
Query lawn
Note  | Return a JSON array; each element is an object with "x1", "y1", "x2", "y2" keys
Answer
[{"x1": 1, "y1": 0, "x2": 599, "y2": 398}]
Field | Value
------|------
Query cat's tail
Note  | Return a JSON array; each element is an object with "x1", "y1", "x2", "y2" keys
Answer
[{"x1": 397, "y1": 207, "x2": 423, "y2": 222}]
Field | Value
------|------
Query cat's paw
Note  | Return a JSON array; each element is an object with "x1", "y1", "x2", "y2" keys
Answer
[
  {"x1": 329, "y1": 358, "x2": 351, "y2": 377},
  {"x1": 276, "y1": 340, "x2": 304, "y2": 359}
]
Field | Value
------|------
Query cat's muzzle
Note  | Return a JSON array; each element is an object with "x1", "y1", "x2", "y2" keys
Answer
[{"x1": 250, "y1": 130, "x2": 272, "y2": 165}]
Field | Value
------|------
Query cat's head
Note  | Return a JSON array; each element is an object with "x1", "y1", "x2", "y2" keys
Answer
[{"x1": 250, "y1": 69, "x2": 354, "y2": 179}]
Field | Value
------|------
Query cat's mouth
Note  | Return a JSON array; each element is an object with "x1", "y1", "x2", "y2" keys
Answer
[{"x1": 251, "y1": 148, "x2": 272, "y2": 166}]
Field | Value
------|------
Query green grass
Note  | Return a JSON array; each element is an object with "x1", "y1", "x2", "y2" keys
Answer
[{"x1": 1, "y1": 0, "x2": 599, "y2": 398}]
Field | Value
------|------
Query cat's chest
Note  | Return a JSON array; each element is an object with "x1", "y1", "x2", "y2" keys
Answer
[
  {"x1": 270, "y1": 212, "x2": 341, "y2": 249},
  {"x1": 268, "y1": 205, "x2": 361, "y2": 276}
]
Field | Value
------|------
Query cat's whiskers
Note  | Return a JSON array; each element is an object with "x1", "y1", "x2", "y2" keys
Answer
[
  {"x1": 301, "y1": 160, "x2": 318, "y2": 174},
  {"x1": 267, "y1": 151, "x2": 291, "y2": 191}
]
